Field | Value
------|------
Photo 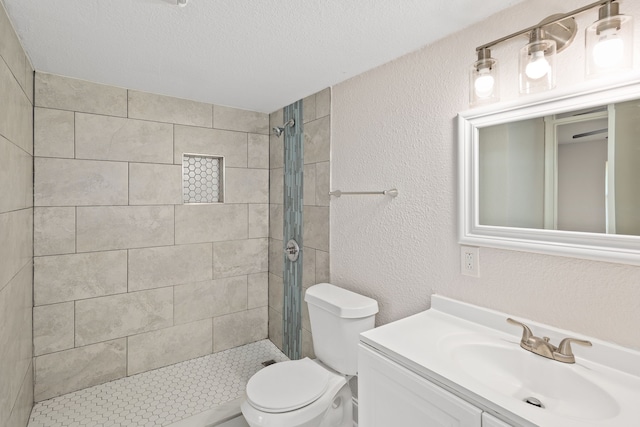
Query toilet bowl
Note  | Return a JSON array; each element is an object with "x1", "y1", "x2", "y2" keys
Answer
[
  {"x1": 241, "y1": 283, "x2": 378, "y2": 427},
  {"x1": 241, "y1": 358, "x2": 352, "y2": 427}
]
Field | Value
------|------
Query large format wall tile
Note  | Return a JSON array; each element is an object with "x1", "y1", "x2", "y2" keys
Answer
[
  {"x1": 249, "y1": 204, "x2": 269, "y2": 238},
  {"x1": 33, "y1": 302, "x2": 74, "y2": 356},
  {"x1": 303, "y1": 206, "x2": 330, "y2": 252},
  {"x1": 35, "y1": 73, "x2": 127, "y2": 117},
  {"x1": 303, "y1": 115, "x2": 330, "y2": 164},
  {"x1": 0, "y1": 135, "x2": 32, "y2": 213},
  {"x1": 213, "y1": 307, "x2": 268, "y2": 352},
  {"x1": 0, "y1": 59, "x2": 32, "y2": 154},
  {"x1": 270, "y1": 134, "x2": 284, "y2": 169},
  {"x1": 268, "y1": 307, "x2": 283, "y2": 352},
  {"x1": 174, "y1": 125, "x2": 247, "y2": 167},
  {"x1": 175, "y1": 204, "x2": 247, "y2": 244},
  {"x1": 35, "y1": 158, "x2": 128, "y2": 206},
  {"x1": 174, "y1": 276, "x2": 248, "y2": 325},
  {"x1": 269, "y1": 205, "x2": 283, "y2": 242},
  {"x1": 75, "y1": 113, "x2": 174, "y2": 163},
  {"x1": 76, "y1": 206, "x2": 174, "y2": 252},
  {"x1": 0, "y1": 4, "x2": 26, "y2": 91},
  {"x1": 128, "y1": 90, "x2": 212, "y2": 127},
  {"x1": 127, "y1": 319, "x2": 212, "y2": 375},
  {"x1": 316, "y1": 250, "x2": 330, "y2": 283},
  {"x1": 7, "y1": 360, "x2": 32, "y2": 427},
  {"x1": 316, "y1": 88, "x2": 331, "y2": 118},
  {"x1": 225, "y1": 168, "x2": 269, "y2": 204},
  {"x1": 303, "y1": 164, "x2": 316, "y2": 206},
  {"x1": 213, "y1": 238, "x2": 268, "y2": 278},
  {"x1": 248, "y1": 272, "x2": 268, "y2": 309},
  {"x1": 128, "y1": 243, "x2": 213, "y2": 292},
  {"x1": 34, "y1": 251, "x2": 127, "y2": 306},
  {"x1": 75, "y1": 288, "x2": 173, "y2": 346},
  {"x1": 24, "y1": 58, "x2": 34, "y2": 104},
  {"x1": 213, "y1": 105, "x2": 269, "y2": 134},
  {"x1": 268, "y1": 273, "x2": 284, "y2": 313},
  {"x1": 270, "y1": 168, "x2": 284, "y2": 204},
  {"x1": 248, "y1": 134, "x2": 269, "y2": 169},
  {"x1": 34, "y1": 207, "x2": 75, "y2": 256},
  {"x1": 0, "y1": 264, "x2": 32, "y2": 423},
  {"x1": 129, "y1": 163, "x2": 182, "y2": 205},
  {"x1": 0, "y1": 209, "x2": 32, "y2": 294},
  {"x1": 315, "y1": 162, "x2": 330, "y2": 206},
  {"x1": 268, "y1": 238, "x2": 284, "y2": 278},
  {"x1": 34, "y1": 339, "x2": 126, "y2": 401},
  {"x1": 34, "y1": 108, "x2": 74, "y2": 159}
]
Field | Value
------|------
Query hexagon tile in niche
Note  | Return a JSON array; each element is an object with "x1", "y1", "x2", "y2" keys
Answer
[
  {"x1": 183, "y1": 154, "x2": 224, "y2": 204},
  {"x1": 28, "y1": 340, "x2": 288, "y2": 427}
]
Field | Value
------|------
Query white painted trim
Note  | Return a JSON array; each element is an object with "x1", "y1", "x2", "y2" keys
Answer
[{"x1": 458, "y1": 73, "x2": 640, "y2": 266}]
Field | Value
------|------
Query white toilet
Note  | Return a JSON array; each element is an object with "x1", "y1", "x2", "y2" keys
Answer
[{"x1": 241, "y1": 283, "x2": 378, "y2": 427}]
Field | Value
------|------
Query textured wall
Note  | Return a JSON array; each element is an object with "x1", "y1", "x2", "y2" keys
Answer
[
  {"x1": 268, "y1": 89, "x2": 331, "y2": 358},
  {"x1": 0, "y1": 2, "x2": 34, "y2": 426},
  {"x1": 331, "y1": 0, "x2": 640, "y2": 350},
  {"x1": 33, "y1": 73, "x2": 270, "y2": 401}
]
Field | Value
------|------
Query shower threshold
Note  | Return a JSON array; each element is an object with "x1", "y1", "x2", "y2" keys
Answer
[{"x1": 28, "y1": 340, "x2": 287, "y2": 427}]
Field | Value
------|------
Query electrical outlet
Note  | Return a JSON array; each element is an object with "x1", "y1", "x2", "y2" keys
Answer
[{"x1": 460, "y1": 246, "x2": 479, "y2": 277}]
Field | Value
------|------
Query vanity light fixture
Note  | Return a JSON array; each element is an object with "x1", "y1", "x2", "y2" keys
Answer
[
  {"x1": 177, "y1": 0, "x2": 188, "y2": 7},
  {"x1": 469, "y1": 0, "x2": 634, "y2": 105},
  {"x1": 586, "y1": 1, "x2": 634, "y2": 77},
  {"x1": 470, "y1": 48, "x2": 499, "y2": 106},
  {"x1": 519, "y1": 28, "x2": 557, "y2": 94}
]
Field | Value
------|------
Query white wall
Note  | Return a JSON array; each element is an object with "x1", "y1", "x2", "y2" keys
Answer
[{"x1": 331, "y1": 0, "x2": 640, "y2": 350}]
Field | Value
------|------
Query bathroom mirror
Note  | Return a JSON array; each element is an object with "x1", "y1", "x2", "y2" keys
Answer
[{"x1": 458, "y1": 77, "x2": 640, "y2": 265}]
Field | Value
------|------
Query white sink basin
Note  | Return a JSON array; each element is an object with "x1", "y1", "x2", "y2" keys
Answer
[
  {"x1": 440, "y1": 334, "x2": 620, "y2": 420},
  {"x1": 360, "y1": 296, "x2": 640, "y2": 427}
]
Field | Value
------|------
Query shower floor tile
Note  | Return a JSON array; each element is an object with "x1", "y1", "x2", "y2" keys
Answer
[{"x1": 28, "y1": 340, "x2": 288, "y2": 427}]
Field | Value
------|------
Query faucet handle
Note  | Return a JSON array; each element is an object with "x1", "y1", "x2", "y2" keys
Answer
[
  {"x1": 554, "y1": 337, "x2": 593, "y2": 364},
  {"x1": 506, "y1": 318, "x2": 533, "y2": 343}
]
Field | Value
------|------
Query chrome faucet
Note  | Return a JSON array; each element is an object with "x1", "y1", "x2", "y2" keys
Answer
[{"x1": 507, "y1": 318, "x2": 592, "y2": 364}]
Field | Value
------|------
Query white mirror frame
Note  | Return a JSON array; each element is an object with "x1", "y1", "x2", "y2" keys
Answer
[{"x1": 458, "y1": 75, "x2": 640, "y2": 266}]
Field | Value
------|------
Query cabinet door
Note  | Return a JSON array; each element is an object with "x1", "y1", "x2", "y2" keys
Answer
[
  {"x1": 482, "y1": 412, "x2": 514, "y2": 427},
  {"x1": 358, "y1": 344, "x2": 482, "y2": 427}
]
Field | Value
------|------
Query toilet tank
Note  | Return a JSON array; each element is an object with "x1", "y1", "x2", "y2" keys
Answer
[{"x1": 304, "y1": 283, "x2": 378, "y2": 376}]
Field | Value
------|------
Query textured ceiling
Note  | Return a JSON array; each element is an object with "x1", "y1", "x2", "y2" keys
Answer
[{"x1": 3, "y1": 0, "x2": 524, "y2": 113}]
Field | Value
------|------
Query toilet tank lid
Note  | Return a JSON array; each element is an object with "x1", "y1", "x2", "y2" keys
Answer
[{"x1": 304, "y1": 283, "x2": 378, "y2": 319}]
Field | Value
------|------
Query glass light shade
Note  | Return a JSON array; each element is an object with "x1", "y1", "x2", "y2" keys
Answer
[
  {"x1": 586, "y1": 15, "x2": 633, "y2": 78},
  {"x1": 470, "y1": 56, "x2": 499, "y2": 106},
  {"x1": 519, "y1": 39, "x2": 556, "y2": 95}
]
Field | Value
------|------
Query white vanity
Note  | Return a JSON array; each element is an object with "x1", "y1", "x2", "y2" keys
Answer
[{"x1": 358, "y1": 295, "x2": 640, "y2": 426}]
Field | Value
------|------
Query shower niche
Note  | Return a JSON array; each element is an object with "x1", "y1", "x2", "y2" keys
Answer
[{"x1": 182, "y1": 153, "x2": 225, "y2": 204}]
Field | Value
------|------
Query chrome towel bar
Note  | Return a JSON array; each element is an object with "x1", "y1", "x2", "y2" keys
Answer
[{"x1": 329, "y1": 188, "x2": 398, "y2": 198}]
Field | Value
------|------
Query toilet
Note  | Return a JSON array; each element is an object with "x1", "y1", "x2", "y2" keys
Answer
[{"x1": 241, "y1": 283, "x2": 378, "y2": 427}]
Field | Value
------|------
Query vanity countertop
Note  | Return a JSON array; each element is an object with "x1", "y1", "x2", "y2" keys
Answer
[{"x1": 360, "y1": 295, "x2": 640, "y2": 427}]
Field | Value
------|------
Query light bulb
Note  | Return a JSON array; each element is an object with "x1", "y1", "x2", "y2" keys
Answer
[
  {"x1": 525, "y1": 51, "x2": 550, "y2": 80},
  {"x1": 474, "y1": 69, "x2": 495, "y2": 99},
  {"x1": 593, "y1": 29, "x2": 624, "y2": 68}
]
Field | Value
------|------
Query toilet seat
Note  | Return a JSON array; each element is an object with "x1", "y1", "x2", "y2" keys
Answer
[{"x1": 246, "y1": 358, "x2": 331, "y2": 413}]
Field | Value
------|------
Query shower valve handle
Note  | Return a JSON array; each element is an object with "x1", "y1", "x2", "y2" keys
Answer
[{"x1": 284, "y1": 239, "x2": 300, "y2": 262}]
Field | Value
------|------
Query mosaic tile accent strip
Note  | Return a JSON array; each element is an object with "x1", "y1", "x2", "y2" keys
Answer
[
  {"x1": 182, "y1": 154, "x2": 224, "y2": 203},
  {"x1": 283, "y1": 100, "x2": 304, "y2": 360},
  {"x1": 28, "y1": 340, "x2": 287, "y2": 427}
]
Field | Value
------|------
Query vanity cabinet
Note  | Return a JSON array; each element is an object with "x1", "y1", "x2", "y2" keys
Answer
[
  {"x1": 359, "y1": 344, "x2": 483, "y2": 426},
  {"x1": 358, "y1": 344, "x2": 515, "y2": 427},
  {"x1": 482, "y1": 413, "x2": 513, "y2": 427}
]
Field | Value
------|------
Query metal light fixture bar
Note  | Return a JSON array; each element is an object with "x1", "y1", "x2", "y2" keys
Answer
[{"x1": 476, "y1": 0, "x2": 614, "y2": 52}]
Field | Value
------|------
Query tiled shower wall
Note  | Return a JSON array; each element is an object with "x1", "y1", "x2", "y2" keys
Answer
[
  {"x1": 33, "y1": 72, "x2": 270, "y2": 402},
  {"x1": 268, "y1": 89, "x2": 331, "y2": 358},
  {"x1": 0, "y1": 2, "x2": 35, "y2": 426}
]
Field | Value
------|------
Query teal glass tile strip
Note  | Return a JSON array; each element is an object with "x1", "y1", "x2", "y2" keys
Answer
[{"x1": 282, "y1": 100, "x2": 303, "y2": 360}]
